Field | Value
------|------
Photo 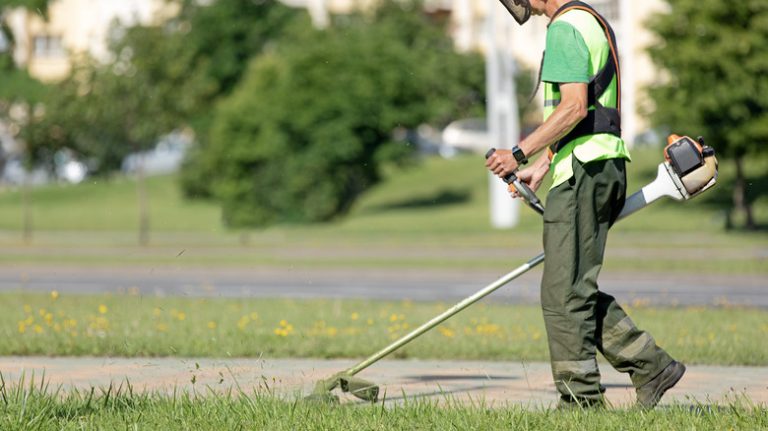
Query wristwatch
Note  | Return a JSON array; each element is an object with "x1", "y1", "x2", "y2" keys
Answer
[{"x1": 512, "y1": 145, "x2": 528, "y2": 166}]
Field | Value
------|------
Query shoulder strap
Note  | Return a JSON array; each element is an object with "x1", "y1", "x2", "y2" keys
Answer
[{"x1": 549, "y1": 1, "x2": 623, "y2": 154}]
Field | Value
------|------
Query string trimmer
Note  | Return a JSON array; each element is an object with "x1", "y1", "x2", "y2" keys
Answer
[{"x1": 305, "y1": 134, "x2": 717, "y2": 403}]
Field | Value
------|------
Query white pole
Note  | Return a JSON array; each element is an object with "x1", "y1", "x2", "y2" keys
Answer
[
  {"x1": 619, "y1": 0, "x2": 636, "y2": 147},
  {"x1": 486, "y1": 0, "x2": 520, "y2": 228}
]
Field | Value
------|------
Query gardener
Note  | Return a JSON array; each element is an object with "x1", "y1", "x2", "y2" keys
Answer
[{"x1": 485, "y1": 0, "x2": 685, "y2": 409}]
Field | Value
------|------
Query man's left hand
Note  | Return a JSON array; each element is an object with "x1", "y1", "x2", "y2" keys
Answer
[{"x1": 485, "y1": 149, "x2": 519, "y2": 178}]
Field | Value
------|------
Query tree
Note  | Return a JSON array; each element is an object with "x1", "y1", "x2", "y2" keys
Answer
[
  {"x1": 195, "y1": 1, "x2": 487, "y2": 227},
  {"x1": 647, "y1": 0, "x2": 768, "y2": 229},
  {"x1": 1, "y1": 0, "x2": 50, "y2": 243}
]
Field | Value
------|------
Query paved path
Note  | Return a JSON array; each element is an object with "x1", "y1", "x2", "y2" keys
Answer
[
  {"x1": 1, "y1": 357, "x2": 765, "y2": 408},
  {"x1": 1, "y1": 265, "x2": 767, "y2": 307}
]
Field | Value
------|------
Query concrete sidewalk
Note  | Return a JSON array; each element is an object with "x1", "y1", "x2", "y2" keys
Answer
[{"x1": 1, "y1": 357, "x2": 766, "y2": 408}]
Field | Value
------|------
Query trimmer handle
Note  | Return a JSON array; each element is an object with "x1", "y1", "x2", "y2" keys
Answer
[{"x1": 486, "y1": 148, "x2": 545, "y2": 215}]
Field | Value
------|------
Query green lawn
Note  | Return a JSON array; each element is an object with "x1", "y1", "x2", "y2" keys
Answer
[
  {"x1": 0, "y1": 148, "x2": 765, "y2": 273},
  {"x1": 2, "y1": 293, "x2": 766, "y2": 365},
  {"x1": 0, "y1": 381, "x2": 765, "y2": 430}
]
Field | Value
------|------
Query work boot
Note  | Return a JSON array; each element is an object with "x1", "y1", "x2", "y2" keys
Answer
[
  {"x1": 556, "y1": 395, "x2": 606, "y2": 411},
  {"x1": 636, "y1": 361, "x2": 686, "y2": 409}
]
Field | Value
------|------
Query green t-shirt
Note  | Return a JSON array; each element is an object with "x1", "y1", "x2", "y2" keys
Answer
[
  {"x1": 542, "y1": 21, "x2": 590, "y2": 85},
  {"x1": 540, "y1": 11, "x2": 630, "y2": 189}
]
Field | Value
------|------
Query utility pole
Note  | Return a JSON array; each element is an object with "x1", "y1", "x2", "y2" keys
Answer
[
  {"x1": 486, "y1": 0, "x2": 520, "y2": 228},
  {"x1": 619, "y1": 0, "x2": 636, "y2": 147}
]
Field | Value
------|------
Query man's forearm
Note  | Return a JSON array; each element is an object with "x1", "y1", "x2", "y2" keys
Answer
[{"x1": 518, "y1": 100, "x2": 587, "y2": 159}]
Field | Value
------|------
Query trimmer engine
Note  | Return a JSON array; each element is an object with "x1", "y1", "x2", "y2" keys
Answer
[{"x1": 664, "y1": 134, "x2": 718, "y2": 198}]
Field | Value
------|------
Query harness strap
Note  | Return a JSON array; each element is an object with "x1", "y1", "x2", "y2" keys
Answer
[{"x1": 548, "y1": 1, "x2": 622, "y2": 155}]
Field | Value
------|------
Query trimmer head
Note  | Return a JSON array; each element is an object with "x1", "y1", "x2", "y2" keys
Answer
[{"x1": 305, "y1": 372, "x2": 380, "y2": 404}]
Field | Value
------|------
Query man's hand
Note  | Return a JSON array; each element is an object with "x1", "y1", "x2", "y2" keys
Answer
[
  {"x1": 485, "y1": 149, "x2": 518, "y2": 178},
  {"x1": 509, "y1": 156, "x2": 550, "y2": 198}
]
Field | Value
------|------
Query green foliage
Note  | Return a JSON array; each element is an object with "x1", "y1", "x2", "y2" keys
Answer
[
  {"x1": 195, "y1": 1, "x2": 487, "y2": 227},
  {"x1": 647, "y1": 0, "x2": 768, "y2": 157},
  {"x1": 21, "y1": 0, "x2": 297, "y2": 175},
  {"x1": 24, "y1": 60, "x2": 175, "y2": 173},
  {"x1": 647, "y1": 0, "x2": 768, "y2": 228}
]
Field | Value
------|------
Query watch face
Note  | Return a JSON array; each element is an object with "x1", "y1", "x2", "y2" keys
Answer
[{"x1": 513, "y1": 147, "x2": 527, "y2": 164}]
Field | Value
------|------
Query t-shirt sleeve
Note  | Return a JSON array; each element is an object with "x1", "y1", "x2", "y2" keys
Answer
[{"x1": 541, "y1": 21, "x2": 590, "y2": 84}]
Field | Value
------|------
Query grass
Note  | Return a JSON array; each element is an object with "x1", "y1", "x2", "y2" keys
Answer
[
  {"x1": 3, "y1": 292, "x2": 767, "y2": 365},
  {"x1": 0, "y1": 148, "x2": 765, "y2": 273},
  {"x1": 0, "y1": 377, "x2": 765, "y2": 430}
]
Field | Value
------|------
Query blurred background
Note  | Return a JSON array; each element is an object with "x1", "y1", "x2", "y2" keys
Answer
[{"x1": 0, "y1": 0, "x2": 765, "y2": 304}]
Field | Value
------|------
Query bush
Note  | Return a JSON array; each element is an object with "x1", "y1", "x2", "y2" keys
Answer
[{"x1": 195, "y1": 2, "x2": 486, "y2": 227}]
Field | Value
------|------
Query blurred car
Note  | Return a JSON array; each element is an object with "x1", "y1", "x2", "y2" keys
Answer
[
  {"x1": 441, "y1": 118, "x2": 488, "y2": 155},
  {"x1": 122, "y1": 132, "x2": 191, "y2": 176}
]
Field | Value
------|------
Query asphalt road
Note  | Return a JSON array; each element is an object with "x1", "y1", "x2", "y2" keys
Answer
[{"x1": 1, "y1": 265, "x2": 766, "y2": 307}]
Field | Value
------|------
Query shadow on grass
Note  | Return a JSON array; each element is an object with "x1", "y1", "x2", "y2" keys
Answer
[
  {"x1": 404, "y1": 374, "x2": 520, "y2": 382},
  {"x1": 362, "y1": 188, "x2": 471, "y2": 213}
]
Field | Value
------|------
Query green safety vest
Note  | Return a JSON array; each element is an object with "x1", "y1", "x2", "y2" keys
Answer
[{"x1": 544, "y1": 8, "x2": 631, "y2": 189}]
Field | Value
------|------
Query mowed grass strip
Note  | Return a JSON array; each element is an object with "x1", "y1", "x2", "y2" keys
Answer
[
  {"x1": 2, "y1": 293, "x2": 767, "y2": 365},
  {"x1": 0, "y1": 380, "x2": 765, "y2": 431}
]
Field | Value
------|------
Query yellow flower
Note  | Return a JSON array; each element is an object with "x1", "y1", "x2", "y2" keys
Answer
[
  {"x1": 17, "y1": 322, "x2": 26, "y2": 334},
  {"x1": 98, "y1": 305, "x2": 108, "y2": 314},
  {"x1": 249, "y1": 312, "x2": 258, "y2": 320},
  {"x1": 50, "y1": 290, "x2": 59, "y2": 300},
  {"x1": 177, "y1": 312, "x2": 186, "y2": 321},
  {"x1": 23, "y1": 304, "x2": 32, "y2": 313},
  {"x1": 153, "y1": 307, "x2": 162, "y2": 317},
  {"x1": 438, "y1": 327, "x2": 455, "y2": 338},
  {"x1": 33, "y1": 324, "x2": 43, "y2": 334},
  {"x1": 389, "y1": 314, "x2": 398, "y2": 322},
  {"x1": 350, "y1": 312, "x2": 359, "y2": 321},
  {"x1": 207, "y1": 321, "x2": 217, "y2": 329}
]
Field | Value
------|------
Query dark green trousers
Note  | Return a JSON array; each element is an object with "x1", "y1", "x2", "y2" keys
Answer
[{"x1": 541, "y1": 157, "x2": 673, "y2": 402}]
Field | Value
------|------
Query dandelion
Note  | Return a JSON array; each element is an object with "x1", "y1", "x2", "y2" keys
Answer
[
  {"x1": 367, "y1": 319, "x2": 374, "y2": 326},
  {"x1": 50, "y1": 290, "x2": 59, "y2": 300},
  {"x1": 156, "y1": 323, "x2": 168, "y2": 332},
  {"x1": 274, "y1": 320, "x2": 294, "y2": 337},
  {"x1": 350, "y1": 312, "x2": 359, "y2": 321},
  {"x1": 389, "y1": 314, "x2": 398, "y2": 322},
  {"x1": 438, "y1": 327, "x2": 455, "y2": 338},
  {"x1": 237, "y1": 316, "x2": 250, "y2": 330},
  {"x1": 33, "y1": 324, "x2": 43, "y2": 334},
  {"x1": 98, "y1": 304, "x2": 108, "y2": 314},
  {"x1": 18, "y1": 322, "x2": 26, "y2": 334},
  {"x1": 177, "y1": 312, "x2": 186, "y2": 321},
  {"x1": 207, "y1": 321, "x2": 217, "y2": 329}
]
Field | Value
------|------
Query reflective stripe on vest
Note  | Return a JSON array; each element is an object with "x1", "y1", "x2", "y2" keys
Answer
[{"x1": 544, "y1": 9, "x2": 630, "y2": 189}]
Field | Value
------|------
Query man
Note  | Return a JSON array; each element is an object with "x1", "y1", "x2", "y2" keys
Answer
[{"x1": 485, "y1": 0, "x2": 685, "y2": 409}]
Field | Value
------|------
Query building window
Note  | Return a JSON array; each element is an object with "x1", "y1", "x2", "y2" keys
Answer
[
  {"x1": 591, "y1": 0, "x2": 620, "y2": 24},
  {"x1": 33, "y1": 35, "x2": 65, "y2": 58}
]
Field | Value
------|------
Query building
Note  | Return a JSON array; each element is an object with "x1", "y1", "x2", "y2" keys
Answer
[{"x1": 4, "y1": 0, "x2": 173, "y2": 82}]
